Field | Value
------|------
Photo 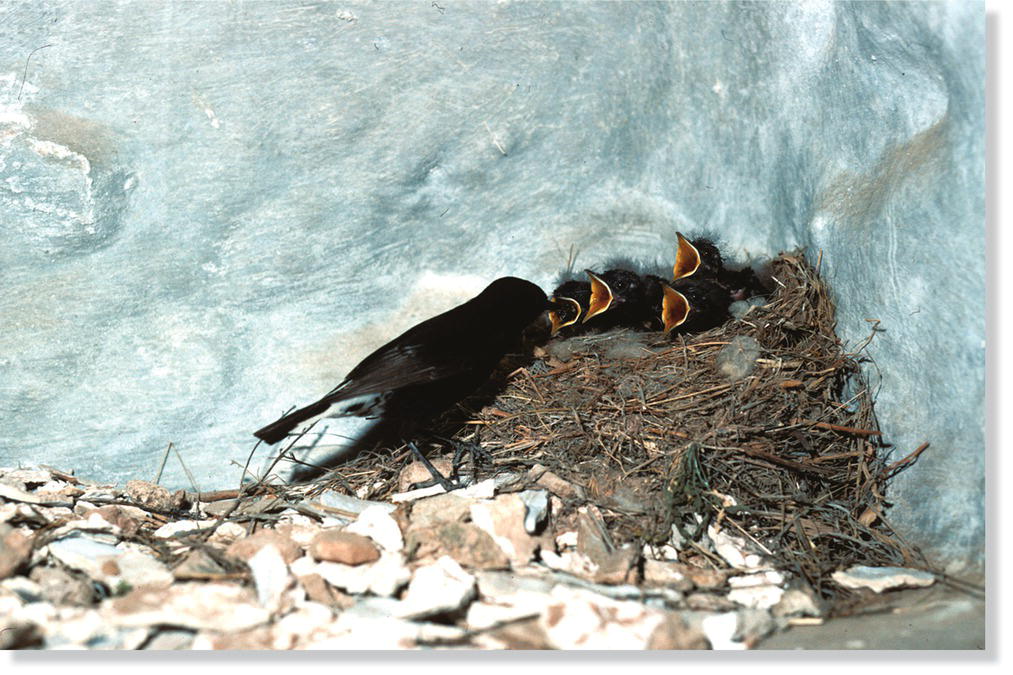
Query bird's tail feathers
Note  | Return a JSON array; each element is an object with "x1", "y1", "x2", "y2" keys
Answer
[{"x1": 254, "y1": 399, "x2": 333, "y2": 445}]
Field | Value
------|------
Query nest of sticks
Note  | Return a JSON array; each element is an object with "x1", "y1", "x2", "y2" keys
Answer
[{"x1": 314, "y1": 252, "x2": 927, "y2": 610}]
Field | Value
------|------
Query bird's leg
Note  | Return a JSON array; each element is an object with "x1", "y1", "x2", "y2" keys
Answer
[
  {"x1": 423, "y1": 431, "x2": 489, "y2": 483},
  {"x1": 451, "y1": 435, "x2": 491, "y2": 479},
  {"x1": 407, "y1": 441, "x2": 457, "y2": 492}
]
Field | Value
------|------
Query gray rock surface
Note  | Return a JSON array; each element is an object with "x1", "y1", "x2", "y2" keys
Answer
[{"x1": 0, "y1": 2, "x2": 983, "y2": 569}]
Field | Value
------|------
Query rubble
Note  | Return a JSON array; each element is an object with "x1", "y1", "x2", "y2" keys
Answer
[{"x1": 0, "y1": 457, "x2": 938, "y2": 650}]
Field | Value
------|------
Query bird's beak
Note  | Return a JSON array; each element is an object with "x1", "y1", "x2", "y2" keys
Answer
[
  {"x1": 582, "y1": 270, "x2": 613, "y2": 323},
  {"x1": 548, "y1": 296, "x2": 582, "y2": 336},
  {"x1": 672, "y1": 232, "x2": 701, "y2": 280},
  {"x1": 662, "y1": 285, "x2": 691, "y2": 332}
]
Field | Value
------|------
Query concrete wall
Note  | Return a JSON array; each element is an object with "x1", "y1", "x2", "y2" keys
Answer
[{"x1": 0, "y1": 1, "x2": 983, "y2": 570}]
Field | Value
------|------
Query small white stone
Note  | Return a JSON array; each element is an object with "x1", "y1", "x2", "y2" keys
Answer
[
  {"x1": 831, "y1": 565, "x2": 935, "y2": 593},
  {"x1": 397, "y1": 556, "x2": 475, "y2": 619},
  {"x1": 727, "y1": 584, "x2": 785, "y2": 609},
  {"x1": 346, "y1": 504, "x2": 404, "y2": 552},
  {"x1": 556, "y1": 530, "x2": 578, "y2": 549},
  {"x1": 247, "y1": 544, "x2": 292, "y2": 612},
  {"x1": 728, "y1": 570, "x2": 785, "y2": 588},
  {"x1": 152, "y1": 519, "x2": 216, "y2": 538},
  {"x1": 315, "y1": 552, "x2": 409, "y2": 597},
  {"x1": 702, "y1": 612, "x2": 745, "y2": 650},
  {"x1": 707, "y1": 524, "x2": 767, "y2": 570},
  {"x1": 540, "y1": 586, "x2": 665, "y2": 650}
]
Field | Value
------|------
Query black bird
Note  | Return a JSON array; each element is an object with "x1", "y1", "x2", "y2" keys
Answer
[
  {"x1": 582, "y1": 268, "x2": 653, "y2": 329},
  {"x1": 548, "y1": 279, "x2": 591, "y2": 336},
  {"x1": 548, "y1": 268, "x2": 652, "y2": 335},
  {"x1": 254, "y1": 276, "x2": 549, "y2": 483},
  {"x1": 673, "y1": 231, "x2": 766, "y2": 301},
  {"x1": 673, "y1": 231, "x2": 723, "y2": 281},
  {"x1": 659, "y1": 277, "x2": 732, "y2": 334}
]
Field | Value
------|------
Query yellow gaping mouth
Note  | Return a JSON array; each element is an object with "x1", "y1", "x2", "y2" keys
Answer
[
  {"x1": 662, "y1": 285, "x2": 691, "y2": 333},
  {"x1": 548, "y1": 296, "x2": 582, "y2": 336},
  {"x1": 582, "y1": 270, "x2": 613, "y2": 323},
  {"x1": 672, "y1": 232, "x2": 702, "y2": 280}
]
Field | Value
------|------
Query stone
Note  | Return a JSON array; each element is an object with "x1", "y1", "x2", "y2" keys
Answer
[
  {"x1": 831, "y1": 565, "x2": 936, "y2": 593},
  {"x1": 0, "y1": 482, "x2": 59, "y2": 506},
  {"x1": 123, "y1": 480, "x2": 185, "y2": 512},
  {"x1": 398, "y1": 458, "x2": 455, "y2": 491},
  {"x1": 205, "y1": 521, "x2": 249, "y2": 546},
  {"x1": 646, "y1": 612, "x2": 711, "y2": 650},
  {"x1": 87, "y1": 505, "x2": 145, "y2": 537},
  {"x1": 397, "y1": 555, "x2": 476, "y2": 619},
  {"x1": 528, "y1": 465, "x2": 587, "y2": 501},
  {"x1": 314, "y1": 552, "x2": 410, "y2": 597},
  {"x1": 707, "y1": 524, "x2": 766, "y2": 570},
  {"x1": 642, "y1": 559, "x2": 694, "y2": 592},
  {"x1": 575, "y1": 506, "x2": 639, "y2": 585},
  {"x1": 539, "y1": 585, "x2": 669, "y2": 650},
  {"x1": 172, "y1": 548, "x2": 227, "y2": 580},
  {"x1": 29, "y1": 565, "x2": 95, "y2": 606},
  {"x1": 0, "y1": 524, "x2": 33, "y2": 579},
  {"x1": 152, "y1": 519, "x2": 217, "y2": 539},
  {"x1": 270, "y1": 602, "x2": 336, "y2": 649},
  {"x1": 142, "y1": 629, "x2": 196, "y2": 650},
  {"x1": 224, "y1": 529, "x2": 303, "y2": 564},
  {"x1": 772, "y1": 586, "x2": 823, "y2": 618},
  {"x1": 405, "y1": 521, "x2": 509, "y2": 570},
  {"x1": 192, "y1": 627, "x2": 274, "y2": 650},
  {"x1": 727, "y1": 570, "x2": 786, "y2": 609},
  {"x1": 518, "y1": 489, "x2": 550, "y2": 534},
  {"x1": 0, "y1": 618, "x2": 44, "y2": 649},
  {"x1": 701, "y1": 612, "x2": 744, "y2": 650},
  {"x1": 408, "y1": 491, "x2": 473, "y2": 529},
  {"x1": 47, "y1": 534, "x2": 173, "y2": 592},
  {"x1": 103, "y1": 583, "x2": 271, "y2": 632},
  {"x1": 296, "y1": 573, "x2": 355, "y2": 609},
  {"x1": 313, "y1": 491, "x2": 396, "y2": 517},
  {"x1": 247, "y1": 544, "x2": 292, "y2": 612},
  {"x1": 273, "y1": 515, "x2": 324, "y2": 548},
  {"x1": 727, "y1": 584, "x2": 785, "y2": 610},
  {"x1": 345, "y1": 504, "x2": 404, "y2": 552},
  {"x1": 309, "y1": 529, "x2": 380, "y2": 565},
  {"x1": 471, "y1": 618, "x2": 551, "y2": 650},
  {"x1": 470, "y1": 493, "x2": 541, "y2": 566}
]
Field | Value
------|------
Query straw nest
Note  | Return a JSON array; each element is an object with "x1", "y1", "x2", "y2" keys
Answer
[{"x1": 311, "y1": 252, "x2": 928, "y2": 610}]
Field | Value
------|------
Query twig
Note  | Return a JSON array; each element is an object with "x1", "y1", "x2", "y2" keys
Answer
[
  {"x1": 154, "y1": 442, "x2": 173, "y2": 485},
  {"x1": 18, "y1": 44, "x2": 52, "y2": 102}
]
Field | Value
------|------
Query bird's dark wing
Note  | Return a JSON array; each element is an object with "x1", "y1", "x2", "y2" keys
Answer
[
  {"x1": 325, "y1": 339, "x2": 481, "y2": 403},
  {"x1": 318, "y1": 301, "x2": 503, "y2": 405}
]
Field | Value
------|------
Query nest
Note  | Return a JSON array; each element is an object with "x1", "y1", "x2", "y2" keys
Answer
[{"x1": 314, "y1": 252, "x2": 927, "y2": 612}]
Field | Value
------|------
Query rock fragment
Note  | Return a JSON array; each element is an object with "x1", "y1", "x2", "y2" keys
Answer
[
  {"x1": 224, "y1": 529, "x2": 303, "y2": 564},
  {"x1": 397, "y1": 556, "x2": 476, "y2": 619},
  {"x1": 0, "y1": 524, "x2": 33, "y2": 580},
  {"x1": 346, "y1": 504, "x2": 404, "y2": 552},
  {"x1": 103, "y1": 583, "x2": 271, "y2": 632},
  {"x1": 309, "y1": 530, "x2": 380, "y2": 565},
  {"x1": 831, "y1": 565, "x2": 935, "y2": 593}
]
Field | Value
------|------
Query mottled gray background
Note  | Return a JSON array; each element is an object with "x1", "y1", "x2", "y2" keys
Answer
[{"x1": 0, "y1": 1, "x2": 984, "y2": 571}]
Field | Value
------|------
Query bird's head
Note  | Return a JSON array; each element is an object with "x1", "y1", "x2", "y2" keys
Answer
[
  {"x1": 582, "y1": 268, "x2": 646, "y2": 323},
  {"x1": 480, "y1": 276, "x2": 550, "y2": 330},
  {"x1": 673, "y1": 232, "x2": 724, "y2": 280}
]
